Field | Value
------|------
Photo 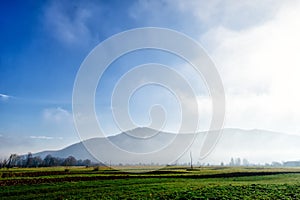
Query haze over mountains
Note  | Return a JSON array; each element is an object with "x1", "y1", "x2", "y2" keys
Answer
[{"x1": 31, "y1": 128, "x2": 300, "y2": 165}]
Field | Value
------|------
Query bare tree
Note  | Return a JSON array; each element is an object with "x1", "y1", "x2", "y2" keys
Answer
[
  {"x1": 26, "y1": 152, "x2": 33, "y2": 167},
  {"x1": 5, "y1": 154, "x2": 18, "y2": 168}
]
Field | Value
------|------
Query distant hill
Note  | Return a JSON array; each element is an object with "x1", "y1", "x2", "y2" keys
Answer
[{"x1": 34, "y1": 128, "x2": 300, "y2": 165}]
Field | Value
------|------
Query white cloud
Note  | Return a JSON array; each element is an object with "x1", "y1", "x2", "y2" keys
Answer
[
  {"x1": 177, "y1": 0, "x2": 282, "y2": 27},
  {"x1": 130, "y1": 0, "x2": 282, "y2": 32},
  {"x1": 43, "y1": 107, "x2": 72, "y2": 123},
  {"x1": 43, "y1": 1, "x2": 102, "y2": 46},
  {"x1": 0, "y1": 93, "x2": 12, "y2": 101},
  {"x1": 30, "y1": 135, "x2": 54, "y2": 140},
  {"x1": 29, "y1": 135, "x2": 64, "y2": 140},
  {"x1": 200, "y1": 1, "x2": 300, "y2": 135},
  {"x1": 130, "y1": 1, "x2": 300, "y2": 135}
]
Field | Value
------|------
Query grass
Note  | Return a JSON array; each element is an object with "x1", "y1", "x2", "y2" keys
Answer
[{"x1": 1, "y1": 166, "x2": 300, "y2": 199}]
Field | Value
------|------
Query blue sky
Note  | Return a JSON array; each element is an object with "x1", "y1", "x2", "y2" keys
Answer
[{"x1": 1, "y1": 0, "x2": 300, "y2": 156}]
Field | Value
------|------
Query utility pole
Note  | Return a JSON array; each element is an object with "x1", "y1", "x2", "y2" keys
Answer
[{"x1": 190, "y1": 151, "x2": 193, "y2": 169}]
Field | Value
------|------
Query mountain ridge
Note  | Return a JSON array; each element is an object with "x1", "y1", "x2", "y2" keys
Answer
[{"x1": 32, "y1": 128, "x2": 300, "y2": 164}]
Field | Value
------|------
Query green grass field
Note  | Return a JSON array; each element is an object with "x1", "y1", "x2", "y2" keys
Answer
[{"x1": 1, "y1": 166, "x2": 300, "y2": 199}]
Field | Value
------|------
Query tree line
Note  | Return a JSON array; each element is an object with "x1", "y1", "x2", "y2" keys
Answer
[{"x1": 0, "y1": 153, "x2": 92, "y2": 168}]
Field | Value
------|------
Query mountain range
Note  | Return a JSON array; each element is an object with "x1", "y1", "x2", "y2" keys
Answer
[{"x1": 33, "y1": 128, "x2": 300, "y2": 165}]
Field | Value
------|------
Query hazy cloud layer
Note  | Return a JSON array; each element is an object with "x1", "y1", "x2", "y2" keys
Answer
[
  {"x1": 201, "y1": 1, "x2": 300, "y2": 134},
  {"x1": 127, "y1": 1, "x2": 300, "y2": 135}
]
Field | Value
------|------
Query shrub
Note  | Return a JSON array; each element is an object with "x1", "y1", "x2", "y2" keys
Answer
[{"x1": 93, "y1": 166, "x2": 100, "y2": 171}]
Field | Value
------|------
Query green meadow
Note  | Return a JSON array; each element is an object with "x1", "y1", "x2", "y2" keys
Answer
[{"x1": 1, "y1": 166, "x2": 300, "y2": 199}]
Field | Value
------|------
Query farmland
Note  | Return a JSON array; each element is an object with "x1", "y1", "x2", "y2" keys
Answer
[{"x1": 1, "y1": 166, "x2": 300, "y2": 199}]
